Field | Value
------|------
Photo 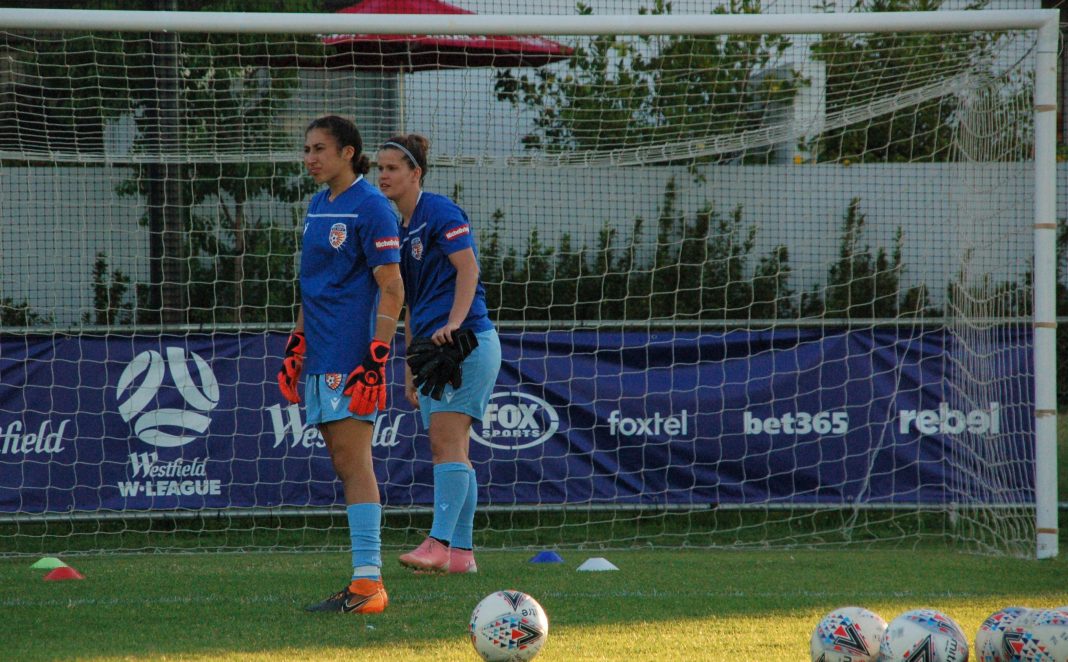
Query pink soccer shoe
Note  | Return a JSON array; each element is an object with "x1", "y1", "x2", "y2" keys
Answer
[
  {"x1": 398, "y1": 536, "x2": 450, "y2": 573},
  {"x1": 448, "y1": 548, "x2": 478, "y2": 574}
]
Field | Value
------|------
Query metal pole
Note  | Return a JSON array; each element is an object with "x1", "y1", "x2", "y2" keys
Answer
[
  {"x1": 1033, "y1": 14, "x2": 1059, "y2": 560},
  {"x1": 0, "y1": 8, "x2": 1057, "y2": 35}
]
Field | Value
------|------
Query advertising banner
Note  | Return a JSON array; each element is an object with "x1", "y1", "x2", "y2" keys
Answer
[{"x1": 0, "y1": 328, "x2": 1033, "y2": 514}]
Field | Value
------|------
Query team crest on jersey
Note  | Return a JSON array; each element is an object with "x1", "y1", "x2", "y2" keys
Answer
[
  {"x1": 329, "y1": 223, "x2": 347, "y2": 249},
  {"x1": 325, "y1": 373, "x2": 344, "y2": 390},
  {"x1": 410, "y1": 236, "x2": 424, "y2": 261}
]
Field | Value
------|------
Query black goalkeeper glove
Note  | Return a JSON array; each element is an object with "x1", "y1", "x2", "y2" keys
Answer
[{"x1": 407, "y1": 329, "x2": 479, "y2": 401}]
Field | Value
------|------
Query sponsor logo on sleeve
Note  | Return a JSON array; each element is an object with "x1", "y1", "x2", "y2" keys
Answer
[
  {"x1": 374, "y1": 236, "x2": 400, "y2": 250},
  {"x1": 444, "y1": 224, "x2": 470, "y2": 241}
]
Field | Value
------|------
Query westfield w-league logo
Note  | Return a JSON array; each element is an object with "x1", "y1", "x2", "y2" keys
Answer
[{"x1": 115, "y1": 347, "x2": 220, "y2": 448}]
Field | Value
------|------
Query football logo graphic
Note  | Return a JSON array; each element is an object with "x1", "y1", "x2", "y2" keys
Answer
[{"x1": 115, "y1": 347, "x2": 220, "y2": 448}]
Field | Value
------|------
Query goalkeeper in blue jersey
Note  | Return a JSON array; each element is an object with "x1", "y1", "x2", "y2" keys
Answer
[
  {"x1": 377, "y1": 134, "x2": 501, "y2": 575},
  {"x1": 277, "y1": 115, "x2": 403, "y2": 614}
]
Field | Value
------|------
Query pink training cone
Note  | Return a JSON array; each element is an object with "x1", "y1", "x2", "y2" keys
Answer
[{"x1": 43, "y1": 566, "x2": 84, "y2": 581}]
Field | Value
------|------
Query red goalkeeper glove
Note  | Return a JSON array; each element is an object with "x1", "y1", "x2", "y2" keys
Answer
[
  {"x1": 277, "y1": 331, "x2": 306, "y2": 404},
  {"x1": 344, "y1": 339, "x2": 390, "y2": 416}
]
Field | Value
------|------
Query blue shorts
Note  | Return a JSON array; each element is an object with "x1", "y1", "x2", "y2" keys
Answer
[
  {"x1": 304, "y1": 373, "x2": 377, "y2": 426},
  {"x1": 417, "y1": 329, "x2": 501, "y2": 428}
]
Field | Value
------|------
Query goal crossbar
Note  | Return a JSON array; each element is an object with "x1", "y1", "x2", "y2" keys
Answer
[{"x1": 0, "y1": 8, "x2": 1057, "y2": 36}]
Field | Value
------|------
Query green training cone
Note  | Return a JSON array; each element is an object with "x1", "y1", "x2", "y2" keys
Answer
[{"x1": 30, "y1": 557, "x2": 68, "y2": 569}]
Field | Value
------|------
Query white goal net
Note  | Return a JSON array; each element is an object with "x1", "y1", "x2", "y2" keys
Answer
[{"x1": 0, "y1": 4, "x2": 1058, "y2": 558}]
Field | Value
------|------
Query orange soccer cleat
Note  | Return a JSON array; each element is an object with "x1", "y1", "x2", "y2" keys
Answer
[{"x1": 304, "y1": 578, "x2": 388, "y2": 614}]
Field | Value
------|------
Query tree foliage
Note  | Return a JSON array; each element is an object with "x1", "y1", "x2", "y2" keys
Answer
[
  {"x1": 0, "y1": 297, "x2": 53, "y2": 327},
  {"x1": 482, "y1": 178, "x2": 801, "y2": 322},
  {"x1": 801, "y1": 198, "x2": 935, "y2": 318},
  {"x1": 1, "y1": 0, "x2": 325, "y2": 326},
  {"x1": 83, "y1": 253, "x2": 133, "y2": 326},
  {"x1": 494, "y1": 0, "x2": 797, "y2": 157},
  {"x1": 478, "y1": 181, "x2": 946, "y2": 325},
  {"x1": 807, "y1": 0, "x2": 998, "y2": 163}
]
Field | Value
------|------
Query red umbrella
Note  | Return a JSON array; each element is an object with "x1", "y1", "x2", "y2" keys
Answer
[{"x1": 324, "y1": 0, "x2": 573, "y2": 71}]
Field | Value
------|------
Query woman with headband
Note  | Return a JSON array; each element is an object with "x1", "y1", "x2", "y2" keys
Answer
[{"x1": 377, "y1": 134, "x2": 501, "y2": 574}]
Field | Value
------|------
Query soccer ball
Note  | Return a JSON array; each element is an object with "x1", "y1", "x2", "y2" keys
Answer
[
  {"x1": 469, "y1": 590, "x2": 549, "y2": 662},
  {"x1": 880, "y1": 608, "x2": 969, "y2": 662},
  {"x1": 1006, "y1": 608, "x2": 1068, "y2": 661},
  {"x1": 975, "y1": 606, "x2": 1030, "y2": 661},
  {"x1": 809, "y1": 606, "x2": 887, "y2": 662}
]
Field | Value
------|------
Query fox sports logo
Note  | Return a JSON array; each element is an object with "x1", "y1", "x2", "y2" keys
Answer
[
  {"x1": 471, "y1": 391, "x2": 559, "y2": 450},
  {"x1": 115, "y1": 347, "x2": 220, "y2": 448}
]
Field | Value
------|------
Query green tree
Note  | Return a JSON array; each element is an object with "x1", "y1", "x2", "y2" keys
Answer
[
  {"x1": 4, "y1": 0, "x2": 326, "y2": 326},
  {"x1": 0, "y1": 297, "x2": 53, "y2": 327},
  {"x1": 478, "y1": 209, "x2": 514, "y2": 320},
  {"x1": 478, "y1": 182, "x2": 802, "y2": 324},
  {"x1": 596, "y1": 222, "x2": 640, "y2": 321},
  {"x1": 82, "y1": 253, "x2": 133, "y2": 326},
  {"x1": 808, "y1": 0, "x2": 998, "y2": 163},
  {"x1": 494, "y1": 0, "x2": 797, "y2": 158},
  {"x1": 803, "y1": 197, "x2": 934, "y2": 319},
  {"x1": 550, "y1": 234, "x2": 581, "y2": 322},
  {"x1": 700, "y1": 204, "x2": 759, "y2": 319},
  {"x1": 111, "y1": 34, "x2": 318, "y2": 324},
  {"x1": 516, "y1": 230, "x2": 555, "y2": 322},
  {"x1": 750, "y1": 245, "x2": 796, "y2": 320}
]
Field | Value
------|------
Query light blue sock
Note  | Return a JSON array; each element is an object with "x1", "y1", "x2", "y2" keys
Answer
[
  {"x1": 428, "y1": 462, "x2": 470, "y2": 545},
  {"x1": 347, "y1": 503, "x2": 381, "y2": 580},
  {"x1": 451, "y1": 466, "x2": 478, "y2": 550}
]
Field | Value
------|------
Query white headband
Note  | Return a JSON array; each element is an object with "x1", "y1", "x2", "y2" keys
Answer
[{"x1": 382, "y1": 141, "x2": 420, "y2": 170}]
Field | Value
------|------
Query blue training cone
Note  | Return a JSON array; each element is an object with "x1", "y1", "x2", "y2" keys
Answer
[{"x1": 528, "y1": 550, "x2": 564, "y2": 564}]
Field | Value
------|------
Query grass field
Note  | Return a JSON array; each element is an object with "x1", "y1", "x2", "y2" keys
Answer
[
  {"x1": 3, "y1": 548, "x2": 1068, "y2": 661},
  {"x1": 1, "y1": 416, "x2": 1065, "y2": 660}
]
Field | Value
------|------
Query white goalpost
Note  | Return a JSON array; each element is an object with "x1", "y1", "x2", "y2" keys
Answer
[{"x1": 0, "y1": 6, "x2": 1058, "y2": 559}]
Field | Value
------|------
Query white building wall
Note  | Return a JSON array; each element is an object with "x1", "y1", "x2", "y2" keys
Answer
[{"x1": 2, "y1": 162, "x2": 1063, "y2": 326}]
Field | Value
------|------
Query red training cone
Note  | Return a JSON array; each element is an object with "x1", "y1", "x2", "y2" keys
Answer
[{"x1": 43, "y1": 566, "x2": 84, "y2": 581}]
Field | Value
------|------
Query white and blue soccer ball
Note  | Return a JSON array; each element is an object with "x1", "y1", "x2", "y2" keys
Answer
[
  {"x1": 469, "y1": 590, "x2": 549, "y2": 662},
  {"x1": 810, "y1": 606, "x2": 887, "y2": 662},
  {"x1": 1007, "y1": 607, "x2": 1068, "y2": 661},
  {"x1": 975, "y1": 606, "x2": 1031, "y2": 662},
  {"x1": 880, "y1": 608, "x2": 969, "y2": 662}
]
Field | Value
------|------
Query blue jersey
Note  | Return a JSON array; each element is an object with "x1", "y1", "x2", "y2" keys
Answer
[
  {"x1": 300, "y1": 176, "x2": 400, "y2": 374},
  {"x1": 400, "y1": 192, "x2": 493, "y2": 338}
]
